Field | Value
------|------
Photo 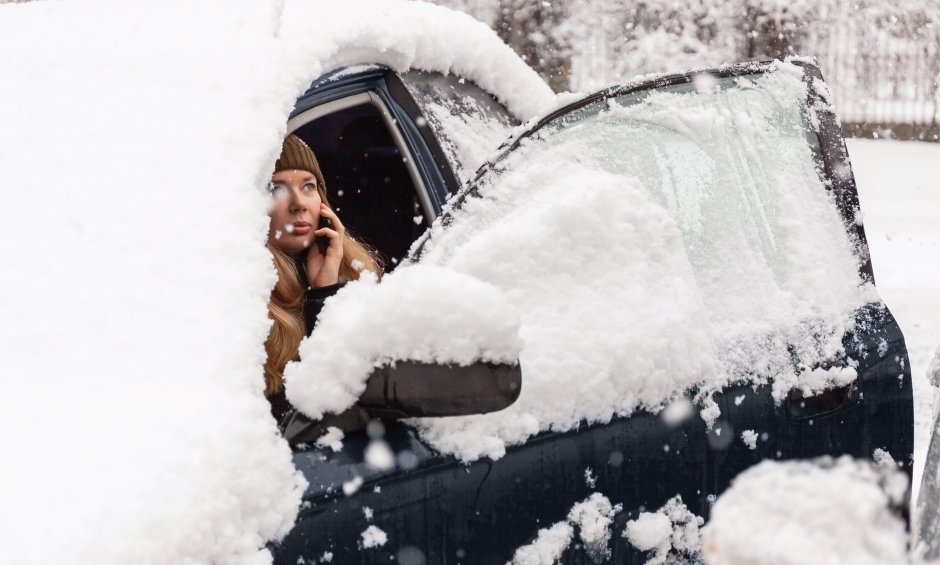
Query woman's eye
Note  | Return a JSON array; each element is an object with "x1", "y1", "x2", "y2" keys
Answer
[
  {"x1": 303, "y1": 183, "x2": 317, "y2": 193},
  {"x1": 267, "y1": 183, "x2": 288, "y2": 198}
]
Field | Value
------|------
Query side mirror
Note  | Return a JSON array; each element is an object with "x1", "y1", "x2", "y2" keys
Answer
[
  {"x1": 279, "y1": 361, "x2": 522, "y2": 447},
  {"x1": 356, "y1": 360, "x2": 522, "y2": 419}
]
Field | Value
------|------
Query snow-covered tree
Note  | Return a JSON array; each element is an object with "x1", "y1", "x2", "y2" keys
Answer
[
  {"x1": 494, "y1": 0, "x2": 572, "y2": 92},
  {"x1": 561, "y1": 0, "x2": 738, "y2": 87},
  {"x1": 740, "y1": 0, "x2": 817, "y2": 59},
  {"x1": 432, "y1": 0, "x2": 939, "y2": 133}
]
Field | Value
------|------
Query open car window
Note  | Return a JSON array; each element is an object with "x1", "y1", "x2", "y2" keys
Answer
[
  {"x1": 399, "y1": 71, "x2": 517, "y2": 184},
  {"x1": 288, "y1": 93, "x2": 431, "y2": 268}
]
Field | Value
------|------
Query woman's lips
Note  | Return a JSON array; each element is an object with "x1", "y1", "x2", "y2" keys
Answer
[{"x1": 289, "y1": 222, "x2": 311, "y2": 235}]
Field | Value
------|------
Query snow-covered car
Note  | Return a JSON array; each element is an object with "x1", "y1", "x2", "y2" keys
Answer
[
  {"x1": 0, "y1": 1, "x2": 914, "y2": 564},
  {"x1": 267, "y1": 60, "x2": 915, "y2": 563}
]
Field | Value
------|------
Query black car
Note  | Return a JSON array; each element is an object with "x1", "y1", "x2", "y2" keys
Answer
[{"x1": 271, "y1": 60, "x2": 914, "y2": 564}]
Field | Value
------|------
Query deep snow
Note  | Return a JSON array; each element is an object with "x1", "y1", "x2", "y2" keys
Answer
[{"x1": 0, "y1": 1, "x2": 550, "y2": 564}]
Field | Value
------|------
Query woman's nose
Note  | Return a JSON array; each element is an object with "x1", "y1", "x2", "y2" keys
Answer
[{"x1": 288, "y1": 188, "x2": 306, "y2": 213}]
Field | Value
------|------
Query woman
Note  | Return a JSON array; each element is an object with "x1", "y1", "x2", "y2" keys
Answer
[{"x1": 264, "y1": 134, "x2": 381, "y2": 422}]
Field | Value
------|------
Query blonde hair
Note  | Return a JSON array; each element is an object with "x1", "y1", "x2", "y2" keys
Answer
[{"x1": 263, "y1": 185, "x2": 381, "y2": 396}]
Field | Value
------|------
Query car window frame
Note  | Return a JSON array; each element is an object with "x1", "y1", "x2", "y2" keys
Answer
[
  {"x1": 287, "y1": 90, "x2": 436, "y2": 226},
  {"x1": 293, "y1": 66, "x2": 472, "y2": 220},
  {"x1": 384, "y1": 71, "x2": 464, "y2": 198},
  {"x1": 392, "y1": 69, "x2": 519, "y2": 187}
]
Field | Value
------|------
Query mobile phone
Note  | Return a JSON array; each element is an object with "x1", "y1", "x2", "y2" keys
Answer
[{"x1": 315, "y1": 215, "x2": 332, "y2": 255}]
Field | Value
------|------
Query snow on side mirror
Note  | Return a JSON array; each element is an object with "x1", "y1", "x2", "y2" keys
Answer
[
  {"x1": 284, "y1": 265, "x2": 524, "y2": 422},
  {"x1": 358, "y1": 360, "x2": 521, "y2": 419}
]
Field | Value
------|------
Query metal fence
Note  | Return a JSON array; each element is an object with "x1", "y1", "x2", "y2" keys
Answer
[
  {"x1": 434, "y1": 0, "x2": 940, "y2": 141},
  {"x1": 807, "y1": 0, "x2": 939, "y2": 140}
]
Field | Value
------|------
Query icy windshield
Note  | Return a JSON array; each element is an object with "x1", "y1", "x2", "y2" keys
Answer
[{"x1": 528, "y1": 71, "x2": 835, "y2": 322}]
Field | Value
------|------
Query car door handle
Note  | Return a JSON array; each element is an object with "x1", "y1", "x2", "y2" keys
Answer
[{"x1": 785, "y1": 385, "x2": 855, "y2": 420}]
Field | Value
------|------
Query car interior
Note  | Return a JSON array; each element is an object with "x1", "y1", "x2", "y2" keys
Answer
[{"x1": 292, "y1": 103, "x2": 425, "y2": 270}]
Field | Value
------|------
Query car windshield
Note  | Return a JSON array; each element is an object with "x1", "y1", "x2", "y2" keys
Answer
[{"x1": 526, "y1": 70, "x2": 840, "y2": 337}]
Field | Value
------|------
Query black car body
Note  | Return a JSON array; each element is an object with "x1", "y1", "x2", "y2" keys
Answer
[{"x1": 271, "y1": 61, "x2": 914, "y2": 564}]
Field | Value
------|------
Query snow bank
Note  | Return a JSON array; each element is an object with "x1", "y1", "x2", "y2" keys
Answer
[
  {"x1": 703, "y1": 457, "x2": 909, "y2": 565},
  {"x1": 0, "y1": 2, "x2": 306, "y2": 564},
  {"x1": 285, "y1": 266, "x2": 523, "y2": 419},
  {"x1": 0, "y1": 0, "x2": 542, "y2": 563},
  {"x1": 406, "y1": 62, "x2": 874, "y2": 459}
]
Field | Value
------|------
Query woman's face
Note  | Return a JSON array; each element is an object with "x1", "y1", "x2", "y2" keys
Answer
[{"x1": 267, "y1": 169, "x2": 322, "y2": 255}]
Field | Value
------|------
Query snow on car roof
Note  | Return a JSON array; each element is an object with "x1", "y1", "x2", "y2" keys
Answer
[
  {"x1": 280, "y1": 0, "x2": 555, "y2": 122},
  {"x1": 0, "y1": 0, "x2": 549, "y2": 564}
]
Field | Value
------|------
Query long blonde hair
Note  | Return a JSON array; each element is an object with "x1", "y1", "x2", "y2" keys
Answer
[{"x1": 263, "y1": 185, "x2": 381, "y2": 396}]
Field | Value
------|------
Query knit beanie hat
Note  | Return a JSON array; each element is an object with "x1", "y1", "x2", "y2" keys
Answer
[{"x1": 275, "y1": 134, "x2": 326, "y2": 190}]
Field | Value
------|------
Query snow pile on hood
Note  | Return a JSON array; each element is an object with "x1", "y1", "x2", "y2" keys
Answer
[
  {"x1": 403, "y1": 62, "x2": 875, "y2": 459},
  {"x1": 285, "y1": 266, "x2": 523, "y2": 419},
  {"x1": 0, "y1": 0, "x2": 543, "y2": 563},
  {"x1": 703, "y1": 457, "x2": 909, "y2": 565}
]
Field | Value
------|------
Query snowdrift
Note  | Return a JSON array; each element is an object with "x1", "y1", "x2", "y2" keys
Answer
[{"x1": 0, "y1": 1, "x2": 549, "y2": 564}]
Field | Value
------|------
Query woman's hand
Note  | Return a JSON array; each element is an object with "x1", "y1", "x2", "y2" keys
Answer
[{"x1": 306, "y1": 203, "x2": 345, "y2": 288}]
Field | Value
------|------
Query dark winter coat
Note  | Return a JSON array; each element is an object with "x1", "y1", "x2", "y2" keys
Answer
[{"x1": 267, "y1": 282, "x2": 344, "y2": 424}]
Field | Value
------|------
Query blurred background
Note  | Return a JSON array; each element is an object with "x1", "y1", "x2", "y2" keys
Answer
[{"x1": 433, "y1": 0, "x2": 940, "y2": 142}]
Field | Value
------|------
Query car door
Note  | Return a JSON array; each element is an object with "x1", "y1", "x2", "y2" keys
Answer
[{"x1": 272, "y1": 61, "x2": 913, "y2": 565}]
